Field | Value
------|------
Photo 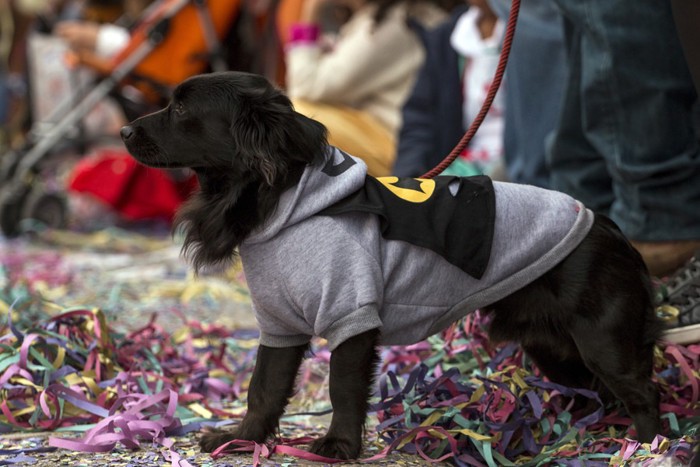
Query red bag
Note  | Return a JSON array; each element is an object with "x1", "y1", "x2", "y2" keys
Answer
[{"x1": 68, "y1": 148, "x2": 197, "y2": 221}]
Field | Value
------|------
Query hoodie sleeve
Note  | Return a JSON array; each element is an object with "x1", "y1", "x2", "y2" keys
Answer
[
  {"x1": 271, "y1": 215, "x2": 385, "y2": 351},
  {"x1": 244, "y1": 248, "x2": 316, "y2": 349}
]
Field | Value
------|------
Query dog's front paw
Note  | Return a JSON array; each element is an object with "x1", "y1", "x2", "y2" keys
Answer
[
  {"x1": 199, "y1": 426, "x2": 266, "y2": 453},
  {"x1": 310, "y1": 434, "x2": 361, "y2": 460},
  {"x1": 199, "y1": 428, "x2": 238, "y2": 453}
]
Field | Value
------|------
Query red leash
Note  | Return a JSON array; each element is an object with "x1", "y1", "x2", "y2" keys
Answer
[{"x1": 421, "y1": 0, "x2": 522, "y2": 179}]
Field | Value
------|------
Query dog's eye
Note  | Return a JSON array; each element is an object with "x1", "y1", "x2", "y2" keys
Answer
[{"x1": 173, "y1": 103, "x2": 185, "y2": 116}]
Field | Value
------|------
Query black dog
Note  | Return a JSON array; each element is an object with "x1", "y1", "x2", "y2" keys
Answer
[{"x1": 121, "y1": 71, "x2": 662, "y2": 459}]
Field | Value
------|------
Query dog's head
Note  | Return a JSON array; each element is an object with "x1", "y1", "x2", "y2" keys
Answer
[
  {"x1": 120, "y1": 71, "x2": 328, "y2": 272},
  {"x1": 121, "y1": 71, "x2": 327, "y2": 186}
]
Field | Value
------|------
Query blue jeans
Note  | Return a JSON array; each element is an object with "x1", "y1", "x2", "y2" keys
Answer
[
  {"x1": 548, "y1": 0, "x2": 700, "y2": 241},
  {"x1": 489, "y1": 0, "x2": 568, "y2": 188}
]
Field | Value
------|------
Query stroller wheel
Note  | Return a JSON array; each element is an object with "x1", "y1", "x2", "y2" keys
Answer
[
  {"x1": 0, "y1": 181, "x2": 68, "y2": 237},
  {"x1": 21, "y1": 187, "x2": 68, "y2": 231},
  {"x1": 0, "y1": 181, "x2": 31, "y2": 238}
]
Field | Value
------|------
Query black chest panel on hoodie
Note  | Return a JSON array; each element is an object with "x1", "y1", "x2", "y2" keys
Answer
[{"x1": 321, "y1": 173, "x2": 496, "y2": 280}]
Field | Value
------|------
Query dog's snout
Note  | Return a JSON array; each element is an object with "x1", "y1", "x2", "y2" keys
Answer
[{"x1": 120, "y1": 126, "x2": 134, "y2": 141}]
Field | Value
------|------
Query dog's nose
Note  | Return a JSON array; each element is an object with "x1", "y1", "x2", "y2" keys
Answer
[{"x1": 120, "y1": 126, "x2": 134, "y2": 141}]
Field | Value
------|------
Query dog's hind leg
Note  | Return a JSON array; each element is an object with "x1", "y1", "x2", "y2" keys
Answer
[
  {"x1": 310, "y1": 328, "x2": 381, "y2": 460},
  {"x1": 540, "y1": 214, "x2": 661, "y2": 442},
  {"x1": 570, "y1": 316, "x2": 661, "y2": 443},
  {"x1": 199, "y1": 342, "x2": 308, "y2": 453}
]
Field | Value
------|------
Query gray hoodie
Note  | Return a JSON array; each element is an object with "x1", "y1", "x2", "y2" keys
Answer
[{"x1": 239, "y1": 148, "x2": 595, "y2": 350}]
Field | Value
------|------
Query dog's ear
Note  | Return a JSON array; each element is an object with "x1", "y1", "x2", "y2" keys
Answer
[
  {"x1": 229, "y1": 94, "x2": 285, "y2": 186},
  {"x1": 230, "y1": 86, "x2": 327, "y2": 186},
  {"x1": 288, "y1": 111, "x2": 328, "y2": 165}
]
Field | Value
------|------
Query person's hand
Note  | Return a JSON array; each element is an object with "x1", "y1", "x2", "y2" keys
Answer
[{"x1": 54, "y1": 21, "x2": 101, "y2": 52}]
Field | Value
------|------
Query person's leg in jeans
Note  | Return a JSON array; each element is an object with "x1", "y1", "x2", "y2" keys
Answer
[
  {"x1": 546, "y1": 17, "x2": 613, "y2": 213},
  {"x1": 549, "y1": 0, "x2": 700, "y2": 277},
  {"x1": 488, "y1": 0, "x2": 567, "y2": 188}
]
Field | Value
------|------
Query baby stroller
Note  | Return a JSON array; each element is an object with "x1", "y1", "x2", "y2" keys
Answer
[{"x1": 0, "y1": 0, "x2": 241, "y2": 237}]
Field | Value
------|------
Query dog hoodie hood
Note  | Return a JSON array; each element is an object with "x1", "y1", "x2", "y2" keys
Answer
[
  {"x1": 245, "y1": 147, "x2": 369, "y2": 244},
  {"x1": 240, "y1": 147, "x2": 595, "y2": 350}
]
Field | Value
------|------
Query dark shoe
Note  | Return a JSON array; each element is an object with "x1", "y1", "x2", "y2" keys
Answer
[
  {"x1": 661, "y1": 249, "x2": 700, "y2": 299},
  {"x1": 658, "y1": 276, "x2": 700, "y2": 345}
]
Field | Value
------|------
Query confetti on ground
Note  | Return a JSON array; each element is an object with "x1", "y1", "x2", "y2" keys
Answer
[
  {"x1": 375, "y1": 315, "x2": 699, "y2": 466},
  {"x1": 1, "y1": 229, "x2": 699, "y2": 466}
]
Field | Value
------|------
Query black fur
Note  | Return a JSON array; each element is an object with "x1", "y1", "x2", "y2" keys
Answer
[
  {"x1": 198, "y1": 342, "x2": 309, "y2": 452},
  {"x1": 121, "y1": 71, "x2": 663, "y2": 459}
]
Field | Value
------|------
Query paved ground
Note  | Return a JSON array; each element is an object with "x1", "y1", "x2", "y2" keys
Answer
[{"x1": 1, "y1": 429, "x2": 445, "y2": 466}]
